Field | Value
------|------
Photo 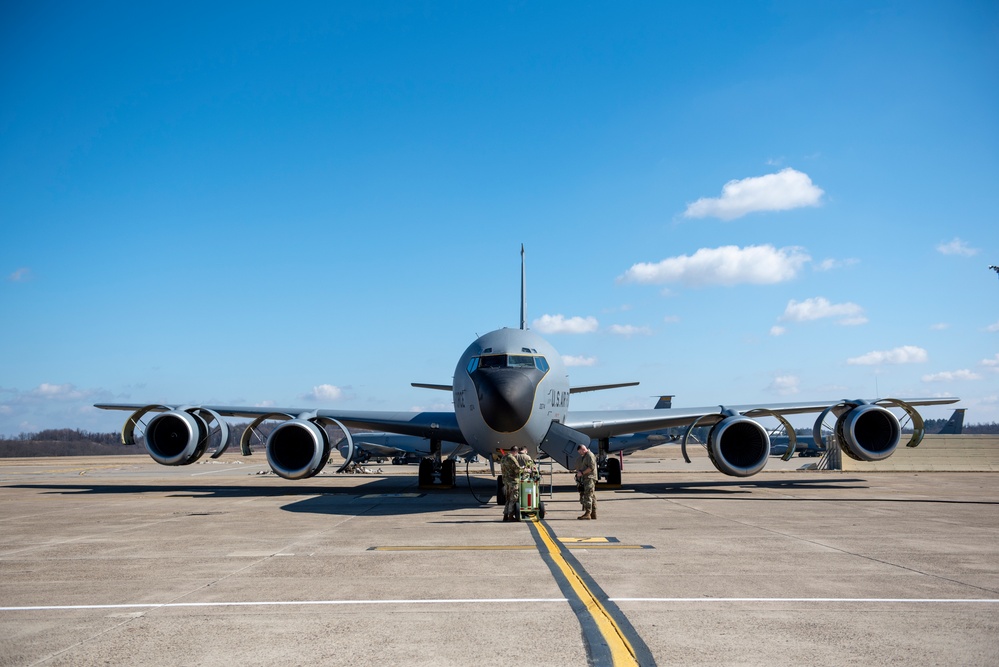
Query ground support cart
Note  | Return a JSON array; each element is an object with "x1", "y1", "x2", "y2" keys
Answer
[{"x1": 515, "y1": 469, "x2": 545, "y2": 521}]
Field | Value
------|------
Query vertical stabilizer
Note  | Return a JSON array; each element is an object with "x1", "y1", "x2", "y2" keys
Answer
[
  {"x1": 938, "y1": 408, "x2": 966, "y2": 435},
  {"x1": 520, "y1": 244, "x2": 527, "y2": 330},
  {"x1": 653, "y1": 395, "x2": 675, "y2": 410}
]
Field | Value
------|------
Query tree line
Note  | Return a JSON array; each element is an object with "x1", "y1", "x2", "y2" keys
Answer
[{"x1": 0, "y1": 424, "x2": 279, "y2": 458}]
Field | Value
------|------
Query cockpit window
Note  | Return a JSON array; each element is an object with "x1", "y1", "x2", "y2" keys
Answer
[
  {"x1": 508, "y1": 355, "x2": 536, "y2": 368},
  {"x1": 478, "y1": 355, "x2": 507, "y2": 369},
  {"x1": 470, "y1": 354, "x2": 549, "y2": 373}
]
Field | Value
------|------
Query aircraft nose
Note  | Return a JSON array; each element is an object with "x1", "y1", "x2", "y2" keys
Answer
[{"x1": 473, "y1": 369, "x2": 536, "y2": 433}]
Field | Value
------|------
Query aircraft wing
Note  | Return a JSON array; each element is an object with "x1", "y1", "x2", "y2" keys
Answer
[
  {"x1": 94, "y1": 404, "x2": 466, "y2": 443},
  {"x1": 564, "y1": 397, "x2": 960, "y2": 441}
]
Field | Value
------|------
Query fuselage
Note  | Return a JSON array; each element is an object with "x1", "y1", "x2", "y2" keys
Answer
[{"x1": 452, "y1": 328, "x2": 569, "y2": 459}]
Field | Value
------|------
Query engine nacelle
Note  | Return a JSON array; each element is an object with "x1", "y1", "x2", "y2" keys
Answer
[
  {"x1": 266, "y1": 419, "x2": 332, "y2": 480},
  {"x1": 706, "y1": 415, "x2": 770, "y2": 477},
  {"x1": 836, "y1": 404, "x2": 900, "y2": 461},
  {"x1": 144, "y1": 410, "x2": 210, "y2": 466}
]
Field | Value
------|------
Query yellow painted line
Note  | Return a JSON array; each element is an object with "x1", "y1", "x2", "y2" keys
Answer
[
  {"x1": 558, "y1": 536, "x2": 617, "y2": 544},
  {"x1": 533, "y1": 521, "x2": 640, "y2": 667},
  {"x1": 368, "y1": 544, "x2": 649, "y2": 552}
]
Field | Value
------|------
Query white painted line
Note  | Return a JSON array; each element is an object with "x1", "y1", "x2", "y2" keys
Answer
[
  {"x1": 6, "y1": 597, "x2": 997, "y2": 613},
  {"x1": 0, "y1": 598, "x2": 568, "y2": 612},
  {"x1": 611, "y1": 597, "x2": 999, "y2": 604}
]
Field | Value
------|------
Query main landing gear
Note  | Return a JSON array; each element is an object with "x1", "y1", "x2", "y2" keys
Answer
[
  {"x1": 418, "y1": 456, "x2": 457, "y2": 488},
  {"x1": 595, "y1": 438, "x2": 622, "y2": 486}
]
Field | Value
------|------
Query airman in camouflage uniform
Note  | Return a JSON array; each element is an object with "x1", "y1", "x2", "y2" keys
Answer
[
  {"x1": 516, "y1": 447, "x2": 534, "y2": 472},
  {"x1": 574, "y1": 444, "x2": 598, "y2": 520},
  {"x1": 501, "y1": 447, "x2": 522, "y2": 521}
]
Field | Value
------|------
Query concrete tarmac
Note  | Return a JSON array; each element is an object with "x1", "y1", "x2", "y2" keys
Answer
[{"x1": 1, "y1": 455, "x2": 997, "y2": 666}]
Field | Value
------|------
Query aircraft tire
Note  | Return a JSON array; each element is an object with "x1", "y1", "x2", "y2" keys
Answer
[
  {"x1": 441, "y1": 459, "x2": 456, "y2": 486},
  {"x1": 496, "y1": 476, "x2": 506, "y2": 505},
  {"x1": 538, "y1": 500, "x2": 545, "y2": 520},
  {"x1": 606, "y1": 457, "x2": 622, "y2": 485},
  {"x1": 418, "y1": 459, "x2": 434, "y2": 486}
]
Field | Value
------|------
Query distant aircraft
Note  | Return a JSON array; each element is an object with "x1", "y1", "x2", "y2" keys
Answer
[
  {"x1": 990, "y1": 265, "x2": 999, "y2": 281},
  {"x1": 937, "y1": 408, "x2": 966, "y2": 435},
  {"x1": 95, "y1": 246, "x2": 959, "y2": 499}
]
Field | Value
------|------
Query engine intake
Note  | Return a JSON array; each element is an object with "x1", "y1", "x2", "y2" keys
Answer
[
  {"x1": 266, "y1": 419, "x2": 332, "y2": 480},
  {"x1": 835, "y1": 404, "x2": 900, "y2": 461},
  {"x1": 707, "y1": 415, "x2": 770, "y2": 477},
  {"x1": 144, "y1": 410, "x2": 210, "y2": 466}
]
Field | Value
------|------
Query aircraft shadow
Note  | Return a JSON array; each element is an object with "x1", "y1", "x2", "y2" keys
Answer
[
  {"x1": 11, "y1": 476, "x2": 991, "y2": 520},
  {"x1": 6, "y1": 476, "x2": 504, "y2": 517}
]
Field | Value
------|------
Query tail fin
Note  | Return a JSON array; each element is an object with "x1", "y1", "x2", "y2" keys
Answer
[
  {"x1": 938, "y1": 408, "x2": 966, "y2": 435},
  {"x1": 520, "y1": 244, "x2": 527, "y2": 330},
  {"x1": 653, "y1": 395, "x2": 675, "y2": 409}
]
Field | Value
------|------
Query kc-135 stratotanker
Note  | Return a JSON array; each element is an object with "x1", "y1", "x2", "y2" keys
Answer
[{"x1": 96, "y1": 246, "x2": 958, "y2": 497}]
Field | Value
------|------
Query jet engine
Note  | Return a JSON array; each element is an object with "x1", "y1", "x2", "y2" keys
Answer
[
  {"x1": 265, "y1": 419, "x2": 332, "y2": 480},
  {"x1": 706, "y1": 415, "x2": 770, "y2": 477},
  {"x1": 143, "y1": 410, "x2": 212, "y2": 466},
  {"x1": 834, "y1": 403, "x2": 900, "y2": 461}
]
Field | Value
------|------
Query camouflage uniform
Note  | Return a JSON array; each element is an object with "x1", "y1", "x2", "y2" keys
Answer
[
  {"x1": 574, "y1": 449, "x2": 598, "y2": 516},
  {"x1": 500, "y1": 451, "x2": 521, "y2": 519},
  {"x1": 516, "y1": 450, "x2": 534, "y2": 472}
]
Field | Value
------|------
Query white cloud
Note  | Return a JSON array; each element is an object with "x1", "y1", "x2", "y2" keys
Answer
[
  {"x1": 815, "y1": 258, "x2": 859, "y2": 271},
  {"x1": 769, "y1": 325, "x2": 787, "y2": 336},
  {"x1": 987, "y1": 321, "x2": 999, "y2": 333},
  {"x1": 683, "y1": 168, "x2": 824, "y2": 221},
  {"x1": 779, "y1": 297, "x2": 867, "y2": 325},
  {"x1": 307, "y1": 384, "x2": 345, "y2": 401},
  {"x1": 662, "y1": 315, "x2": 680, "y2": 324},
  {"x1": 35, "y1": 383, "x2": 81, "y2": 398},
  {"x1": 7, "y1": 267, "x2": 32, "y2": 282},
  {"x1": 930, "y1": 322, "x2": 950, "y2": 331},
  {"x1": 608, "y1": 324, "x2": 652, "y2": 337},
  {"x1": 982, "y1": 353, "x2": 999, "y2": 370},
  {"x1": 767, "y1": 374, "x2": 800, "y2": 395},
  {"x1": 532, "y1": 314, "x2": 599, "y2": 334},
  {"x1": 620, "y1": 244, "x2": 811, "y2": 287},
  {"x1": 16, "y1": 383, "x2": 101, "y2": 402},
  {"x1": 847, "y1": 345, "x2": 928, "y2": 366},
  {"x1": 562, "y1": 355, "x2": 597, "y2": 367},
  {"x1": 936, "y1": 237, "x2": 979, "y2": 256},
  {"x1": 922, "y1": 369, "x2": 982, "y2": 382}
]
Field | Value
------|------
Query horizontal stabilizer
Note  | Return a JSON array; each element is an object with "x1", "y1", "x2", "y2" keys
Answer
[
  {"x1": 569, "y1": 381, "x2": 639, "y2": 395},
  {"x1": 411, "y1": 383, "x2": 453, "y2": 391}
]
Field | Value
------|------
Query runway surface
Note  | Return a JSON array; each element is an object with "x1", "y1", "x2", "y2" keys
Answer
[{"x1": 1, "y1": 455, "x2": 997, "y2": 666}]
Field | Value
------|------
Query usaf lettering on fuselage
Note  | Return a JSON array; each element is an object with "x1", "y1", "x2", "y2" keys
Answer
[{"x1": 548, "y1": 388, "x2": 568, "y2": 408}]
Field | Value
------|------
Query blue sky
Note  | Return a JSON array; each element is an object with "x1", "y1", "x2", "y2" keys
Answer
[{"x1": 2, "y1": 1, "x2": 997, "y2": 436}]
